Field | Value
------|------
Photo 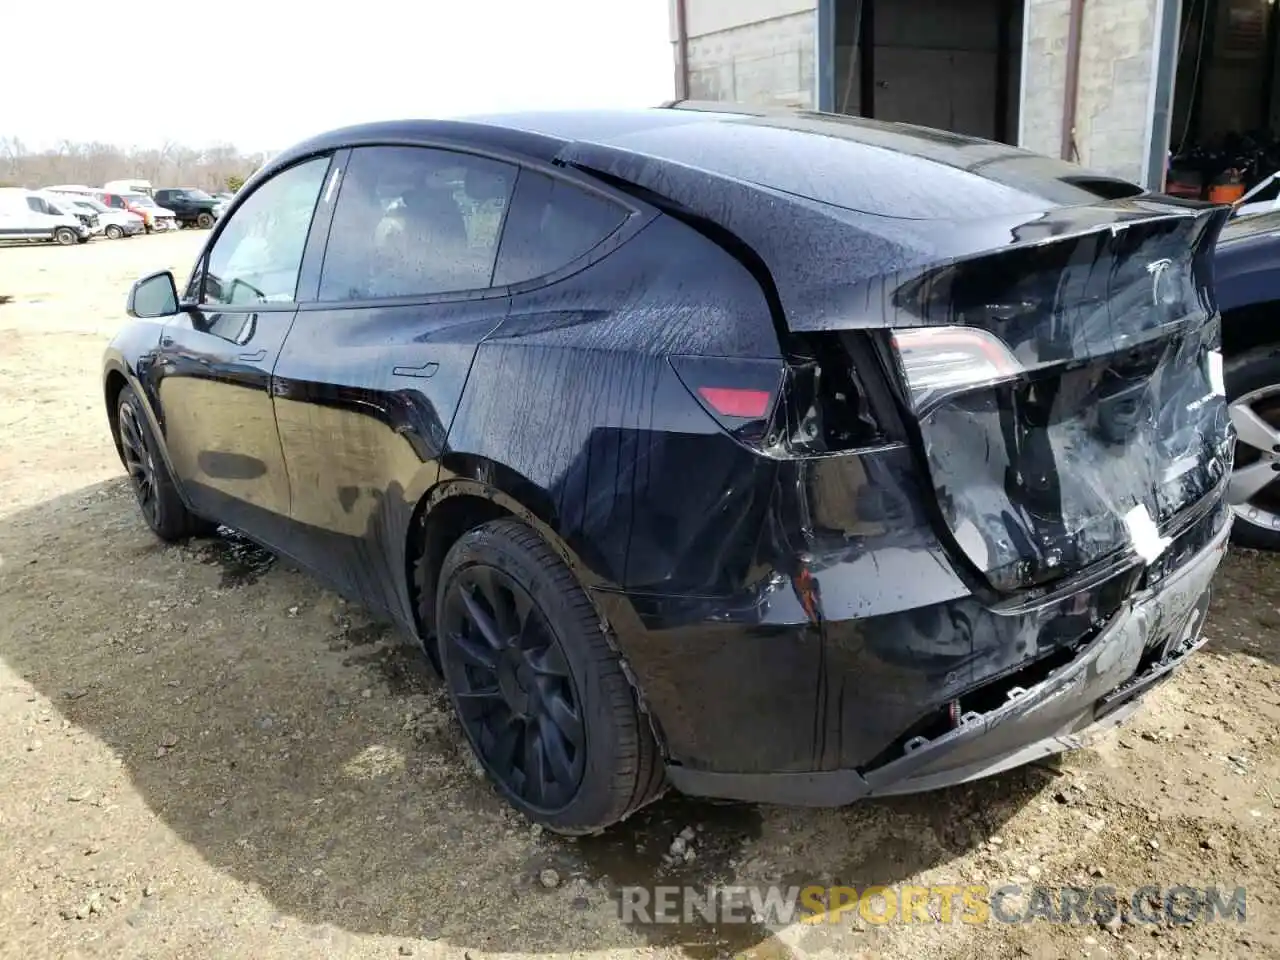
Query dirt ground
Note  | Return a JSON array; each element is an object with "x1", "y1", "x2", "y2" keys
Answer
[{"x1": 1, "y1": 233, "x2": 1278, "y2": 960}]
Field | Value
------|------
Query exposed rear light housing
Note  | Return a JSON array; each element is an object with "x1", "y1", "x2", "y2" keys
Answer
[
  {"x1": 671, "y1": 333, "x2": 896, "y2": 457},
  {"x1": 890, "y1": 326, "x2": 1023, "y2": 413},
  {"x1": 669, "y1": 355, "x2": 783, "y2": 446}
]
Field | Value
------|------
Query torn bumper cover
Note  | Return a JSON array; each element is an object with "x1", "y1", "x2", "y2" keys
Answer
[{"x1": 664, "y1": 511, "x2": 1230, "y2": 807}]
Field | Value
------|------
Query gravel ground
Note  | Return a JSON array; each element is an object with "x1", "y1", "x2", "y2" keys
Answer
[{"x1": 1, "y1": 233, "x2": 1278, "y2": 960}]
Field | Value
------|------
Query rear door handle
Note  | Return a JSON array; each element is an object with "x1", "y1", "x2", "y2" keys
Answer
[
  {"x1": 238, "y1": 349, "x2": 267, "y2": 362},
  {"x1": 392, "y1": 362, "x2": 439, "y2": 379}
]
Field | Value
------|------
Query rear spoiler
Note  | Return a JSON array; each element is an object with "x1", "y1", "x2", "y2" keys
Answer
[{"x1": 558, "y1": 140, "x2": 1230, "y2": 334}]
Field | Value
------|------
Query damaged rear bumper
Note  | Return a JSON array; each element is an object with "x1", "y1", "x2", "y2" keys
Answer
[{"x1": 664, "y1": 514, "x2": 1230, "y2": 807}]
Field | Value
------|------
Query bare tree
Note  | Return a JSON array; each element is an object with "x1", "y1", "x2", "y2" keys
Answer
[{"x1": 0, "y1": 137, "x2": 267, "y2": 192}]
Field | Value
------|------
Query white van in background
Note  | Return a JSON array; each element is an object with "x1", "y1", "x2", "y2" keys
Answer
[
  {"x1": 0, "y1": 188, "x2": 94, "y2": 245},
  {"x1": 103, "y1": 179, "x2": 153, "y2": 198}
]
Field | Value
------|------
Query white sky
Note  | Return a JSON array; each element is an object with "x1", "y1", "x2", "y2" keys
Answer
[{"x1": 5, "y1": 0, "x2": 674, "y2": 152}]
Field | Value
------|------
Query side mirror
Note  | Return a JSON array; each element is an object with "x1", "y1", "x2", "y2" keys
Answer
[{"x1": 127, "y1": 270, "x2": 180, "y2": 318}]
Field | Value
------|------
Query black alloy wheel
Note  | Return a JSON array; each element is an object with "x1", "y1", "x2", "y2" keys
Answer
[
  {"x1": 118, "y1": 396, "x2": 159, "y2": 528},
  {"x1": 114, "y1": 385, "x2": 215, "y2": 541},
  {"x1": 439, "y1": 562, "x2": 586, "y2": 810},
  {"x1": 433, "y1": 519, "x2": 665, "y2": 832}
]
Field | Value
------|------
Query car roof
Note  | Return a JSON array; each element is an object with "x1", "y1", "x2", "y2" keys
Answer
[{"x1": 266, "y1": 103, "x2": 1142, "y2": 222}]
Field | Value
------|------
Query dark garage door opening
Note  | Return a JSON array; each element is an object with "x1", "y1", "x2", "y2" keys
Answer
[{"x1": 831, "y1": 0, "x2": 1024, "y2": 144}]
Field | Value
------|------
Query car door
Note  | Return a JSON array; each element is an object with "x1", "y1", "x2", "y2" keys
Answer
[
  {"x1": 270, "y1": 144, "x2": 520, "y2": 618},
  {"x1": 147, "y1": 153, "x2": 334, "y2": 544}
]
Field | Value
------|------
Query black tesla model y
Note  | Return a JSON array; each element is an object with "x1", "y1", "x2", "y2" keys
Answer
[{"x1": 104, "y1": 104, "x2": 1235, "y2": 833}]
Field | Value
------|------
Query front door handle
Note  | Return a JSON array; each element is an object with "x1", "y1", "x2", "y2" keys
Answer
[
  {"x1": 393, "y1": 362, "x2": 439, "y2": 379},
  {"x1": 238, "y1": 349, "x2": 267, "y2": 362}
]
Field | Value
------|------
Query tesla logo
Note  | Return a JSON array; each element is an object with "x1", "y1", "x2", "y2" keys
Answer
[{"x1": 1147, "y1": 258, "x2": 1174, "y2": 306}]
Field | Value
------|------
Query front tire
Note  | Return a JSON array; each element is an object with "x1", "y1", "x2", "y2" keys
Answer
[
  {"x1": 115, "y1": 385, "x2": 216, "y2": 542},
  {"x1": 196, "y1": 212, "x2": 215, "y2": 229},
  {"x1": 53, "y1": 227, "x2": 77, "y2": 245},
  {"x1": 435, "y1": 519, "x2": 664, "y2": 833},
  {"x1": 1226, "y1": 346, "x2": 1280, "y2": 550},
  {"x1": 105, "y1": 224, "x2": 123, "y2": 240}
]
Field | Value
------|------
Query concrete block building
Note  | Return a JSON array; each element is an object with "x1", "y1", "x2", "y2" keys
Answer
[{"x1": 669, "y1": 0, "x2": 1279, "y2": 191}]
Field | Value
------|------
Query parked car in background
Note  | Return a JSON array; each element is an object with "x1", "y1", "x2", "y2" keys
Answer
[
  {"x1": 1213, "y1": 209, "x2": 1280, "y2": 549},
  {"x1": 102, "y1": 192, "x2": 177, "y2": 232},
  {"x1": 57, "y1": 195, "x2": 145, "y2": 239},
  {"x1": 42, "y1": 192, "x2": 104, "y2": 238},
  {"x1": 104, "y1": 108, "x2": 1236, "y2": 833},
  {"x1": 0, "y1": 188, "x2": 94, "y2": 244},
  {"x1": 154, "y1": 188, "x2": 221, "y2": 229}
]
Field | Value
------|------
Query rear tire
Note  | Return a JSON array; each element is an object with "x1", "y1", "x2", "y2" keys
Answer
[
  {"x1": 1226, "y1": 345, "x2": 1280, "y2": 551},
  {"x1": 435, "y1": 519, "x2": 664, "y2": 833},
  {"x1": 105, "y1": 224, "x2": 123, "y2": 240},
  {"x1": 53, "y1": 227, "x2": 77, "y2": 246},
  {"x1": 115, "y1": 385, "x2": 217, "y2": 542},
  {"x1": 196, "y1": 212, "x2": 214, "y2": 229}
]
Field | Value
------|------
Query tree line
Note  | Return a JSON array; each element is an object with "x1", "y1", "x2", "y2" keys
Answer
[{"x1": 0, "y1": 137, "x2": 270, "y2": 192}]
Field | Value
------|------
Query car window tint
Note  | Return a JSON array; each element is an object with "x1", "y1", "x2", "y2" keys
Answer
[
  {"x1": 493, "y1": 171, "x2": 627, "y2": 286},
  {"x1": 318, "y1": 146, "x2": 516, "y2": 301},
  {"x1": 202, "y1": 156, "x2": 329, "y2": 306}
]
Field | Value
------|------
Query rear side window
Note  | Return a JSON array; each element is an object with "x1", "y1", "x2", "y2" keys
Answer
[
  {"x1": 493, "y1": 171, "x2": 627, "y2": 286},
  {"x1": 319, "y1": 146, "x2": 516, "y2": 301}
]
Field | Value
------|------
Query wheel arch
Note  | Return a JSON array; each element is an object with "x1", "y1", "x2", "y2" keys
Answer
[
  {"x1": 405, "y1": 454, "x2": 593, "y2": 649},
  {"x1": 102, "y1": 353, "x2": 191, "y2": 511},
  {"x1": 404, "y1": 457, "x2": 669, "y2": 757},
  {"x1": 103, "y1": 361, "x2": 132, "y2": 466},
  {"x1": 1222, "y1": 300, "x2": 1280, "y2": 358}
]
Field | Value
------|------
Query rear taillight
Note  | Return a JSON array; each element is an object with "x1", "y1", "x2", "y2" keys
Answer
[
  {"x1": 890, "y1": 326, "x2": 1022, "y2": 413},
  {"x1": 697, "y1": 386, "x2": 773, "y2": 419},
  {"x1": 669, "y1": 356, "x2": 783, "y2": 445}
]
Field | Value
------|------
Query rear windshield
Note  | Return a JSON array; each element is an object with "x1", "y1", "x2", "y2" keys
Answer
[{"x1": 601, "y1": 113, "x2": 1144, "y2": 220}]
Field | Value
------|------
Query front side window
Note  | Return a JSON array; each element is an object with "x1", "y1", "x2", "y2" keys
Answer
[
  {"x1": 202, "y1": 156, "x2": 330, "y2": 306},
  {"x1": 318, "y1": 145, "x2": 516, "y2": 301}
]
